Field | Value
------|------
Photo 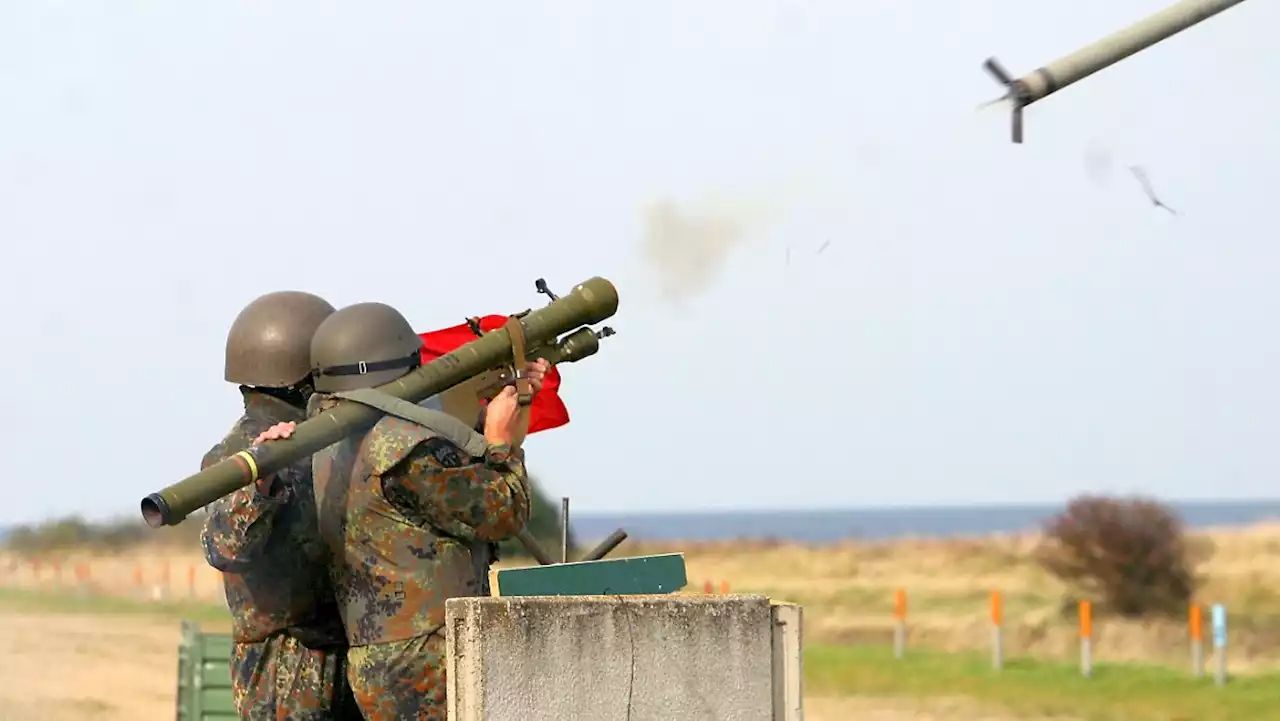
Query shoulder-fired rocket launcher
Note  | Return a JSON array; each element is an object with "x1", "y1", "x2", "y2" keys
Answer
[
  {"x1": 984, "y1": 0, "x2": 1250, "y2": 143},
  {"x1": 140, "y1": 276, "x2": 620, "y2": 528}
]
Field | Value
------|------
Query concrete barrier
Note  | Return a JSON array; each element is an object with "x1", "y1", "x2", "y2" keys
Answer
[{"x1": 446, "y1": 594, "x2": 803, "y2": 721}]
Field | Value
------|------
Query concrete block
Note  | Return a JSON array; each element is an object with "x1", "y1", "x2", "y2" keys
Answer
[
  {"x1": 447, "y1": 594, "x2": 777, "y2": 721},
  {"x1": 770, "y1": 602, "x2": 804, "y2": 721}
]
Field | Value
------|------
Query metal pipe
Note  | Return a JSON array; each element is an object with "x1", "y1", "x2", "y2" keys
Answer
[
  {"x1": 560, "y1": 496, "x2": 570, "y2": 564},
  {"x1": 581, "y1": 529, "x2": 629, "y2": 562},
  {"x1": 516, "y1": 529, "x2": 554, "y2": 566}
]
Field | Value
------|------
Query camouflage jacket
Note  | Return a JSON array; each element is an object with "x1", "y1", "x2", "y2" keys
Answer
[
  {"x1": 200, "y1": 387, "x2": 345, "y2": 647},
  {"x1": 310, "y1": 397, "x2": 531, "y2": 646}
]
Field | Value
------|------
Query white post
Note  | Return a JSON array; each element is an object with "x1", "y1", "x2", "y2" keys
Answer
[
  {"x1": 1211, "y1": 603, "x2": 1227, "y2": 686},
  {"x1": 992, "y1": 625, "x2": 1004, "y2": 671}
]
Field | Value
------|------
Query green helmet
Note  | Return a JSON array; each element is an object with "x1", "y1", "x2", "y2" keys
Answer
[
  {"x1": 311, "y1": 302, "x2": 422, "y2": 392},
  {"x1": 225, "y1": 291, "x2": 336, "y2": 387}
]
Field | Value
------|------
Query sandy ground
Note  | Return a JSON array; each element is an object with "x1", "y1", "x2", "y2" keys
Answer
[
  {"x1": 0, "y1": 610, "x2": 181, "y2": 721},
  {"x1": 0, "y1": 604, "x2": 1057, "y2": 721}
]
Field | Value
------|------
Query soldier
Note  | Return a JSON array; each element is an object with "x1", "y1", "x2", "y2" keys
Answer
[
  {"x1": 307, "y1": 302, "x2": 540, "y2": 721},
  {"x1": 199, "y1": 290, "x2": 360, "y2": 721}
]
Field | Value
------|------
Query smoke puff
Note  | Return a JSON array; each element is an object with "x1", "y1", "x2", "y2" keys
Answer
[{"x1": 640, "y1": 198, "x2": 753, "y2": 303}]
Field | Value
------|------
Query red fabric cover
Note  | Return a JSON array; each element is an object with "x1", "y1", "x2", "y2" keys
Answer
[{"x1": 418, "y1": 316, "x2": 570, "y2": 433}]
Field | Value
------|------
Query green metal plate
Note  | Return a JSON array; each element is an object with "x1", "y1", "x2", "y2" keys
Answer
[
  {"x1": 494, "y1": 553, "x2": 687, "y2": 597},
  {"x1": 200, "y1": 634, "x2": 233, "y2": 661},
  {"x1": 202, "y1": 659, "x2": 233, "y2": 688}
]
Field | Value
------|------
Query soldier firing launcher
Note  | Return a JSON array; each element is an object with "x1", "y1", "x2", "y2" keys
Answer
[
  {"x1": 140, "y1": 276, "x2": 621, "y2": 529},
  {"x1": 984, "y1": 0, "x2": 1250, "y2": 143}
]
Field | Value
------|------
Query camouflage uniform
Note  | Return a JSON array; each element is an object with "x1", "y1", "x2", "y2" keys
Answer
[
  {"x1": 311, "y1": 398, "x2": 531, "y2": 721},
  {"x1": 201, "y1": 387, "x2": 360, "y2": 721}
]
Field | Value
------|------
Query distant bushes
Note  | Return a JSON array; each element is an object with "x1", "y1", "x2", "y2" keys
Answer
[
  {"x1": 3, "y1": 513, "x2": 203, "y2": 554},
  {"x1": 1036, "y1": 495, "x2": 1205, "y2": 618}
]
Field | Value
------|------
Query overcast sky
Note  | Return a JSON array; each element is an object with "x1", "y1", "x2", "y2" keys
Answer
[{"x1": 2, "y1": 1, "x2": 1276, "y2": 524}]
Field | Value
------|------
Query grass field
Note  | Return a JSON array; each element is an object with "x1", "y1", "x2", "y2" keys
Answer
[
  {"x1": 0, "y1": 585, "x2": 231, "y2": 626},
  {"x1": 6, "y1": 523, "x2": 1280, "y2": 718},
  {"x1": 807, "y1": 645, "x2": 1280, "y2": 721},
  {"x1": 3, "y1": 586, "x2": 1279, "y2": 720}
]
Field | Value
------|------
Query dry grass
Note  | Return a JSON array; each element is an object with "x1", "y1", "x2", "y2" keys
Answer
[
  {"x1": 625, "y1": 523, "x2": 1280, "y2": 671},
  {"x1": 0, "y1": 547, "x2": 232, "y2": 605},
  {"x1": 5, "y1": 521, "x2": 1280, "y2": 673}
]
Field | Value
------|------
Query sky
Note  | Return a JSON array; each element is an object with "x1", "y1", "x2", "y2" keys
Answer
[{"x1": 1, "y1": 1, "x2": 1277, "y2": 525}]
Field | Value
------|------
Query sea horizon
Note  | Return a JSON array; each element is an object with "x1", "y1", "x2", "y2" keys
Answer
[
  {"x1": 566, "y1": 498, "x2": 1280, "y2": 543},
  {"x1": 6, "y1": 498, "x2": 1280, "y2": 545}
]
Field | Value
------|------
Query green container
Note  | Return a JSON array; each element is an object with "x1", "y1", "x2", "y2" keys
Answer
[{"x1": 175, "y1": 621, "x2": 236, "y2": 721}]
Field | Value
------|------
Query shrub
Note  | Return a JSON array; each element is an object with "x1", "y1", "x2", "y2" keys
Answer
[
  {"x1": 4, "y1": 513, "x2": 206, "y2": 554},
  {"x1": 1035, "y1": 495, "x2": 1203, "y2": 618}
]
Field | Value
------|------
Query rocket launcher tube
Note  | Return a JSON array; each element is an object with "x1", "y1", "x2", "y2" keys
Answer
[
  {"x1": 140, "y1": 277, "x2": 620, "y2": 528},
  {"x1": 986, "y1": 0, "x2": 1249, "y2": 142},
  {"x1": 1022, "y1": 0, "x2": 1246, "y2": 100}
]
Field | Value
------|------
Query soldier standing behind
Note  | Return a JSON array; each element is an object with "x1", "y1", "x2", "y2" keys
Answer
[
  {"x1": 308, "y1": 302, "x2": 538, "y2": 721},
  {"x1": 199, "y1": 291, "x2": 361, "y2": 721}
]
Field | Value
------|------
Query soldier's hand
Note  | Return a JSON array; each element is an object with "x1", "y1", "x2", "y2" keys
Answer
[
  {"x1": 250, "y1": 422, "x2": 295, "y2": 496},
  {"x1": 252, "y1": 421, "x2": 296, "y2": 447},
  {"x1": 483, "y1": 386, "x2": 520, "y2": 446},
  {"x1": 524, "y1": 359, "x2": 550, "y2": 394}
]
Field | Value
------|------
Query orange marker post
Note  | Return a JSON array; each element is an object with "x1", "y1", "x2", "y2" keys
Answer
[
  {"x1": 990, "y1": 590, "x2": 1004, "y2": 671},
  {"x1": 703, "y1": 580, "x2": 714, "y2": 594},
  {"x1": 1190, "y1": 604, "x2": 1204, "y2": 677},
  {"x1": 1079, "y1": 600, "x2": 1093, "y2": 677},
  {"x1": 720, "y1": 580, "x2": 730, "y2": 594},
  {"x1": 73, "y1": 563, "x2": 90, "y2": 597},
  {"x1": 160, "y1": 560, "x2": 171, "y2": 600},
  {"x1": 187, "y1": 565, "x2": 197, "y2": 600},
  {"x1": 893, "y1": 589, "x2": 907, "y2": 659}
]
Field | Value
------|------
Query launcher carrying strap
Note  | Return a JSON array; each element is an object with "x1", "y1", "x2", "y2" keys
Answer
[
  {"x1": 502, "y1": 316, "x2": 534, "y2": 407},
  {"x1": 330, "y1": 388, "x2": 489, "y2": 458},
  {"x1": 465, "y1": 315, "x2": 533, "y2": 407}
]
